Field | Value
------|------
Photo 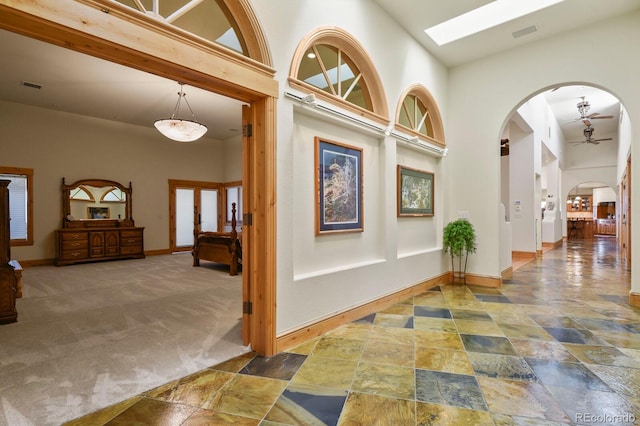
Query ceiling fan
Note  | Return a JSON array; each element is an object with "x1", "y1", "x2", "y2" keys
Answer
[
  {"x1": 575, "y1": 96, "x2": 614, "y2": 125},
  {"x1": 569, "y1": 125, "x2": 613, "y2": 145}
]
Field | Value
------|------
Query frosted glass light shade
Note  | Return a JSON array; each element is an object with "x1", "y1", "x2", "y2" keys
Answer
[{"x1": 154, "y1": 118, "x2": 208, "y2": 142}]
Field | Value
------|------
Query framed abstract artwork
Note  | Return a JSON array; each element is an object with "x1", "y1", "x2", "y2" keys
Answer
[
  {"x1": 397, "y1": 165, "x2": 434, "y2": 217},
  {"x1": 88, "y1": 206, "x2": 110, "y2": 219},
  {"x1": 315, "y1": 137, "x2": 363, "y2": 234}
]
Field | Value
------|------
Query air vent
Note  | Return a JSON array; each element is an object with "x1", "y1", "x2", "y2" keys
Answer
[
  {"x1": 20, "y1": 81, "x2": 42, "y2": 90},
  {"x1": 512, "y1": 25, "x2": 537, "y2": 39}
]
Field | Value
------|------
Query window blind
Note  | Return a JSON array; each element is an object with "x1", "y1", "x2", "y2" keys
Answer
[{"x1": 4, "y1": 175, "x2": 27, "y2": 240}]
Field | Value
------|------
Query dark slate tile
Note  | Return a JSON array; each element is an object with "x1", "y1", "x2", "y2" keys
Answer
[
  {"x1": 353, "y1": 313, "x2": 376, "y2": 324},
  {"x1": 266, "y1": 384, "x2": 348, "y2": 426},
  {"x1": 239, "y1": 352, "x2": 307, "y2": 380},
  {"x1": 473, "y1": 294, "x2": 512, "y2": 304},
  {"x1": 415, "y1": 369, "x2": 488, "y2": 411},
  {"x1": 572, "y1": 317, "x2": 636, "y2": 333},
  {"x1": 525, "y1": 358, "x2": 613, "y2": 392},
  {"x1": 460, "y1": 334, "x2": 518, "y2": 356},
  {"x1": 543, "y1": 327, "x2": 609, "y2": 345},
  {"x1": 414, "y1": 306, "x2": 452, "y2": 319},
  {"x1": 404, "y1": 316, "x2": 414, "y2": 329}
]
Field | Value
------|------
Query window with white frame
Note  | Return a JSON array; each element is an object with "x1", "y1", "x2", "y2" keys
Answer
[{"x1": 0, "y1": 167, "x2": 34, "y2": 246}]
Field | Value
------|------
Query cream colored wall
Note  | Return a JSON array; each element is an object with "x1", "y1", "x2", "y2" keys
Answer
[{"x1": 1, "y1": 100, "x2": 231, "y2": 262}]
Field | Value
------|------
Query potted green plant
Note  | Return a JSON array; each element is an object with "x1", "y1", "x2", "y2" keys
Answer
[{"x1": 443, "y1": 219, "x2": 477, "y2": 284}]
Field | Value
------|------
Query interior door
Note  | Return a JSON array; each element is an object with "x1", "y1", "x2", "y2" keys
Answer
[{"x1": 169, "y1": 180, "x2": 220, "y2": 253}]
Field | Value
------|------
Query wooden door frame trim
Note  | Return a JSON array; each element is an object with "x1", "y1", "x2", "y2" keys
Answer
[{"x1": 0, "y1": 1, "x2": 278, "y2": 355}]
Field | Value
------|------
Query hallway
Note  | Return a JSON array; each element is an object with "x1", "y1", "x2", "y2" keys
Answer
[{"x1": 68, "y1": 237, "x2": 640, "y2": 425}]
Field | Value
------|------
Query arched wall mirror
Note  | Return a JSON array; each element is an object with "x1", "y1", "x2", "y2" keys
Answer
[{"x1": 61, "y1": 178, "x2": 134, "y2": 228}]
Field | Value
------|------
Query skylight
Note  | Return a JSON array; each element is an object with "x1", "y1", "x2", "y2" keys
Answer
[{"x1": 424, "y1": 0, "x2": 565, "y2": 46}]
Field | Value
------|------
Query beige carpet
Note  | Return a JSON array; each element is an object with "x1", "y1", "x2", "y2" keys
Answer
[{"x1": 0, "y1": 253, "x2": 248, "y2": 426}]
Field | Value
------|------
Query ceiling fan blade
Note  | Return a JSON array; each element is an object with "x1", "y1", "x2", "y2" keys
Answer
[
  {"x1": 593, "y1": 138, "x2": 613, "y2": 142},
  {"x1": 589, "y1": 115, "x2": 614, "y2": 119}
]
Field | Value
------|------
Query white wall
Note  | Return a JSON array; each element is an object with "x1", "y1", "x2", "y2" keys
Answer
[
  {"x1": 1, "y1": 100, "x2": 234, "y2": 261},
  {"x1": 509, "y1": 122, "x2": 536, "y2": 252},
  {"x1": 618, "y1": 104, "x2": 632, "y2": 182},
  {"x1": 593, "y1": 187, "x2": 617, "y2": 206},
  {"x1": 251, "y1": 0, "x2": 451, "y2": 334},
  {"x1": 448, "y1": 11, "x2": 640, "y2": 299}
]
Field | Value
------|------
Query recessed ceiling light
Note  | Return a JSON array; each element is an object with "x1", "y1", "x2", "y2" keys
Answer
[{"x1": 424, "y1": 0, "x2": 565, "y2": 46}]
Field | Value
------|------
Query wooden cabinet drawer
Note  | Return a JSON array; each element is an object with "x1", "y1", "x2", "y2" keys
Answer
[
  {"x1": 120, "y1": 230, "x2": 143, "y2": 238},
  {"x1": 120, "y1": 245, "x2": 143, "y2": 255},
  {"x1": 120, "y1": 237, "x2": 142, "y2": 247},
  {"x1": 61, "y1": 249, "x2": 88, "y2": 260},
  {"x1": 61, "y1": 240, "x2": 88, "y2": 250},
  {"x1": 61, "y1": 232, "x2": 88, "y2": 241}
]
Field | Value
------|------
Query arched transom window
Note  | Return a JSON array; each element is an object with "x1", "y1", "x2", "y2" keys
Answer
[
  {"x1": 290, "y1": 28, "x2": 388, "y2": 123},
  {"x1": 396, "y1": 85, "x2": 445, "y2": 146},
  {"x1": 115, "y1": 0, "x2": 245, "y2": 53},
  {"x1": 110, "y1": 0, "x2": 271, "y2": 65},
  {"x1": 300, "y1": 44, "x2": 371, "y2": 110}
]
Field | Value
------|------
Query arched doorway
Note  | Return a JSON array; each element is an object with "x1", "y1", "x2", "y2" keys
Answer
[
  {"x1": 565, "y1": 182, "x2": 618, "y2": 240},
  {"x1": 0, "y1": 0, "x2": 278, "y2": 355},
  {"x1": 500, "y1": 83, "x2": 629, "y2": 274}
]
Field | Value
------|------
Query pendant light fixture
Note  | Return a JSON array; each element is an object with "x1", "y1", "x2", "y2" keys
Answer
[{"x1": 154, "y1": 83, "x2": 208, "y2": 142}]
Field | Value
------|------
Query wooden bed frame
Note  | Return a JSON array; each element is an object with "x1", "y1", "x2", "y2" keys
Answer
[{"x1": 192, "y1": 203, "x2": 242, "y2": 275}]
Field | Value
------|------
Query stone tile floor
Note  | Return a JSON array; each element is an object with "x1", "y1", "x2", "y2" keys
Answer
[{"x1": 66, "y1": 238, "x2": 640, "y2": 425}]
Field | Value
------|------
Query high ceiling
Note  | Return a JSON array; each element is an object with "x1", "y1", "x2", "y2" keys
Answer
[
  {"x1": 373, "y1": 0, "x2": 640, "y2": 69},
  {"x1": 1, "y1": 1, "x2": 637, "y2": 142},
  {"x1": 0, "y1": 29, "x2": 245, "y2": 141}
]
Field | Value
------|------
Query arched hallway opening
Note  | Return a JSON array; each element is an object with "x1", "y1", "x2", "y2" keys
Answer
[{"x1": 500, "y1": 83, "x2": 630, "y2": 283}]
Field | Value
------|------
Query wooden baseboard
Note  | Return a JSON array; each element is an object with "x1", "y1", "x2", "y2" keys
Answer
[
  {"x1": 18, "y1": 259, "x2": 55, "y2": 267},
  {"x1": 630, "y1": 292, "x2": 640, "y2": 308},
  {"x1": 512, "y1": 251, "x2": 536, "y2": 259},
  {"x1": 275, "y1": 273, "x2": 449, "y2": 353},
  {"x1": 145, "y1": 249, "x2": 173, "y2": 256},
  {"x1": 542, "y1": 240, "x2": 563, "y2": 249},
  {"x1": 461, "y1": 273, "x2": 502, "y2": 288},
  {"x1": 501, "y1": 267, "x2": 513, "y2": 279},
  {"x1": 20, "y1": 250, "x2": 174, "y2": 266}
]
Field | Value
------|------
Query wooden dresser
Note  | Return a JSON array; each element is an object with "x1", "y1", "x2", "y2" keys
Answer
[
  {"x1": 55, "y1": 178, "x2": 145, "y2": 266},
  {"x1": 56, "y1": 226, "x2": 144, "y2": 266}
]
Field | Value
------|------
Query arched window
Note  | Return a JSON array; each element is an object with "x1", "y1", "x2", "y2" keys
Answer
[
  {"x1": 101, "y1": 187, "x2": 126, "y2": 203},
  {"x1": 70, "y1": 186, "x2": 95, "y2": 202},
  {"x1": 396, "y1": 85, "x2": 445, "y2": 146},
  {"x1": 111, "y1": 0, "x2": 271, "y2": 65},
  {"x1": 290, "y1": 28, "x2": 388, "y2": 123}
]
